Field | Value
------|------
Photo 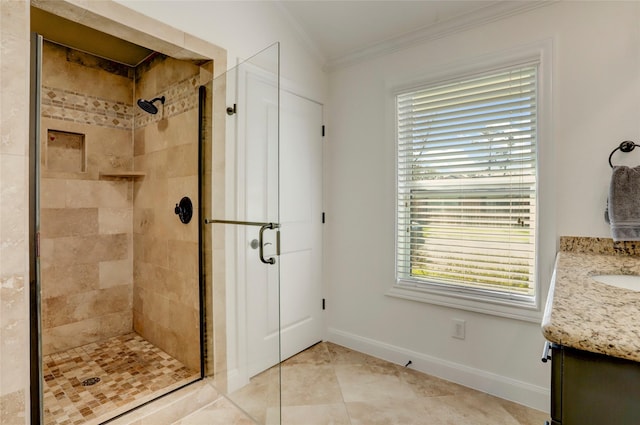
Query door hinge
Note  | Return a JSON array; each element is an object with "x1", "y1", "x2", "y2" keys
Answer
[
  {"x1": 322, "y1": 212, "x2": 325, "y2": 223},
  {"x1": 322, "y1": 125, "x2": 325, "y2": 137},
  {"x1": 322, "y1": 298, "x2": 326, "y2": 310}
]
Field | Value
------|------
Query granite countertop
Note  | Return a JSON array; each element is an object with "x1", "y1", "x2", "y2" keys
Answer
[{"x1": 542, "y1": 238, "x2": 640, "y2": 362}]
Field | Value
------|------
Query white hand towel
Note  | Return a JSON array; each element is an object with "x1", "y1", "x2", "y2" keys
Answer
[{"x1": 608, "y1": 165, "x2": 640, "y2": 241}]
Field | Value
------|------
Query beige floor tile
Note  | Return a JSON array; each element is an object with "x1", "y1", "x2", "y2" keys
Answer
[
  {"x1": 326, "y1": 342, "x2": 390, "y2": 367},
  {"x1": 227, "y1": 367, "x2": 280, "y2": 423},
  {"x1": 109, "y1": 380, "x2": 220, "y2": 425},
  {"x1": 334, "y1": 363, "x2": 417, "y2": 403},
  {"x1": 283, "y1": 342, "x2": 332, "y2": 366},
  {"x1": 347, "y1": 393, "x2": 522, "y2": 425},
  {"x1": 268, "y1": 403, "x2": 351, "y2": 425},
  {"x1": 280, "y1": 364, "x2": 343, "y2": 406},
  {"x1": 419, "y1": 392, "x2": 525, "y2": 425},
  {"x1": 42, "y1": 339, "x2": 548, "y2": 425},
  {"x1": 496, "y1": 397, "x2": 550, "y2": 425},
  {"x1": 397, "y1": 367, "x2": 468, "y2": 398},
  {"x1": 172, "y1": 398, "x2": 257, "y2": 425},
  {"x1": 346, "y1": 398, "x2": 434, "y2": 425}
]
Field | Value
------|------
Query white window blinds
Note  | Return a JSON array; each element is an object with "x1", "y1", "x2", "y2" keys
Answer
[{"x1": 396, "y1": 64, "x2": 538, "y2": 298}]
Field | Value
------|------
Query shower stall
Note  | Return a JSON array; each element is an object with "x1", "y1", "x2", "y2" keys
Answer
[
  {"x1": 33, "y1": 33, "x2": 210, "y2": 424},
  {"x1": 30, "y1": 8, "x2": 291, "y2": 423}
]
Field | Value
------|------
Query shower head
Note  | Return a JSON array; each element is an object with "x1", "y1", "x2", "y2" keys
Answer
[{"x1": 136, "y1": 96, "x2": 165, "y2": 114}]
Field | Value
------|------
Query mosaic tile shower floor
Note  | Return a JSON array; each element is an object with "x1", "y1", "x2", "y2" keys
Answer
[{"x1": 42, "y1": 332, "x2": 199, "y2": 425}]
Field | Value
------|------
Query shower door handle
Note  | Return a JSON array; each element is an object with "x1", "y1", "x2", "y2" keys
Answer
[
  {"x1": 259, "y1": 223, "x2": 280, "y2": 265},
  {"x1": 204, "y1": 219, "x2": 280, "y2": 265}
]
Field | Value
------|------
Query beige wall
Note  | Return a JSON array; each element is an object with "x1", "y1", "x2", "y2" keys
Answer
[
  {"x1": 132, "y1": 55, "x2": 205, "y2": 371},
  {"x1": 0, "y1": 0, "x2": 32, "y2": 423},
  {"x1": 39, "y1": 41, "x2": 135, "y2": 354}
]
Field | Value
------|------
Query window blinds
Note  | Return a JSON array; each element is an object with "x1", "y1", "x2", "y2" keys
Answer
[{"x1": 396, "y1": 65, "x2": 537, "y2": 297}]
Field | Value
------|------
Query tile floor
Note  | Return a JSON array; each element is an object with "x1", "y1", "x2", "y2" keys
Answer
[
  {"x1": 42, "y1": 333, "x2": 200, "y2": 425},
  {"x1": 42, "y1": 337, "x2": 548, "y2": 425},
  {"x1": 174, "y1": 342, "x2": 549, "y2": 425}
]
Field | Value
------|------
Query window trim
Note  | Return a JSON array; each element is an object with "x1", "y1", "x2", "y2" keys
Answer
[{"x1": 386, "y1": 40, "x2": 554, "y2": 323}]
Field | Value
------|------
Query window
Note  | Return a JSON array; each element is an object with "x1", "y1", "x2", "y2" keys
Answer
[{"x1": 395, "y1": 63, "x2": 538, "y2": 309}]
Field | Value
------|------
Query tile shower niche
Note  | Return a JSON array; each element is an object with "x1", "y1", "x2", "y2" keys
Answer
[{"x1": 47, "y1": 129, "x2": 86, "y2": 172}]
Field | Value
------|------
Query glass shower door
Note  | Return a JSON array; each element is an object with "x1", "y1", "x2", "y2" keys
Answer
[{"x1": 206, "y1": 43, "x2": 281, "y2": 424}]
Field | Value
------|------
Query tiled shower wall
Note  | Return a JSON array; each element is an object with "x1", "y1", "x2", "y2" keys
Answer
[
  {"x1": 132, "y1": 55, "x2": 207, "y2": 371},
  {"x1": 39, "y1": 41, "x2": 135, "y2": 354},
  {"x1": 37, "y1": 42, "x2": 210, "y2": 371},
  {"x1": 0, "y1": 1, "x2": 30, "y2": 422}
]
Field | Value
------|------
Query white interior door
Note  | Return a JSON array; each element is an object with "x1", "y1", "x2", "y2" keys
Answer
[
  {"x1": 217, "y1": 45, "x2": 322, "y2": 393},
  {"x1": 245, "y1": 70, "x2": 280, "y2": 377},
  {"x1": 278, "y1": 91, "x2": 323, "y2": 361},
  {"x1": 245, "y1": 86, "x2": 324, "y2": 374},
  {"x1": 213, "y1": 44, "x2": 322, "y2": 425},
  {"x1": 211, "y1": 43, "x2": 281, "y2": 396}
]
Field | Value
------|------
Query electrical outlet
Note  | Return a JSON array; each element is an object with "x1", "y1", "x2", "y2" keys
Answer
[{"x1": 452, "y1": 319, "x2": 466, "y2": 340}]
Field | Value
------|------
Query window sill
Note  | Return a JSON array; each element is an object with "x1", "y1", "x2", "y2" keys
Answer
[{"x1": 386, "y1": 280, "x2": 542, "y2": 323}]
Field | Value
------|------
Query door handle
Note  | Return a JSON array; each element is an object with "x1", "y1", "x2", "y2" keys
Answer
[
  {"x1": 259, "y1": 223, "x2": 280, "y2": 265},
  {"x1": 203, "y1": 219, "x2": 280, "y2": 265}
]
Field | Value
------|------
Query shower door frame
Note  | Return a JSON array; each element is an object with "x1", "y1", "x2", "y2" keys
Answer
[{"x1": 29, "y1": 31, "x2": 44, "y2": 425}]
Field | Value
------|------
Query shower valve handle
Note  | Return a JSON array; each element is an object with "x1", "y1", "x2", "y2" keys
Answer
[{"x1": 174, "y1": 197, "x2": 193, "y2": 224}]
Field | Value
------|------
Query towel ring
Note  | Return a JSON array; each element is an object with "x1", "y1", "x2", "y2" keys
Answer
[{"x1": 609, "y1": 141, "x2": 640, "y2": 168}]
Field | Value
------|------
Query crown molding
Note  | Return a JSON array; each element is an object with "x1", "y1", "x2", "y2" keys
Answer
[{"x1": 325, "y1": 1, "x2": 556, "y2": 72}]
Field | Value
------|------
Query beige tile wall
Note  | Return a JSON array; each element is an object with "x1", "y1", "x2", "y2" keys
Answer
[
  {"x1": 38, "y1": 38, "x2": 212, "y2": 370},
  {"x1": 37, "y1": 43, "x2": 212, "y2": 365},
  {"x1": 39, "y1": 41, "x2": 135, "y2": 355},
  {"x1": 0, "y1": 0, "x2": 31, "y2": 423},
  {"x1": 132, "y1": 55, "x2": 207, "y2": 371}
]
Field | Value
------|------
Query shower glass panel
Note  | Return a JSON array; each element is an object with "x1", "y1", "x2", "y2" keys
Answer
[{"x1": 207, "y1": 43, "x2": 281, "y2": 424}]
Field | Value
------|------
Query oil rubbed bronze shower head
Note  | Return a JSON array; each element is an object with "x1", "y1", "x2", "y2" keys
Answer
[{"x1": 136, "y1": 96, "x2": 165, "y2": 114}]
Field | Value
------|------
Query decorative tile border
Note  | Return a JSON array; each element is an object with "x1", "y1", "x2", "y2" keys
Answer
[
  {"x1": 135, "y1": 75, "x2": 200, "y2": 128},
  {"x1": 560, "y1": 236, "x2": 640, "y2": 256},
  {"x1": 41, "y1": 72, "x2": 201, "y2": 132},
  {"x1": 41, "y1": 86, "x2": 133, "y2": 130}
]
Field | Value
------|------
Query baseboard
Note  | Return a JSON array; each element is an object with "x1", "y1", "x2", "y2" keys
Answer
[{"x1": 326, "y1": 327, "x2": 549, "y2": 412}]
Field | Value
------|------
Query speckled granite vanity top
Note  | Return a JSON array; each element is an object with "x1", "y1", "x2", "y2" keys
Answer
[{"x1": 542, "y1": 237, "x2": 640, "y2": 362}]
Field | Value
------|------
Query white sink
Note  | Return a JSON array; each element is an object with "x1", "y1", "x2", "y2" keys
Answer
[{"x1": 591, "y1": 274, "x2": 640, "y2": 291}]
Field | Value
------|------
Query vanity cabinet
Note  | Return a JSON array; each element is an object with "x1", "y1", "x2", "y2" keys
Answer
[{"x1": 545, "y1": 343, "x2": 640, "y2": 425}]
